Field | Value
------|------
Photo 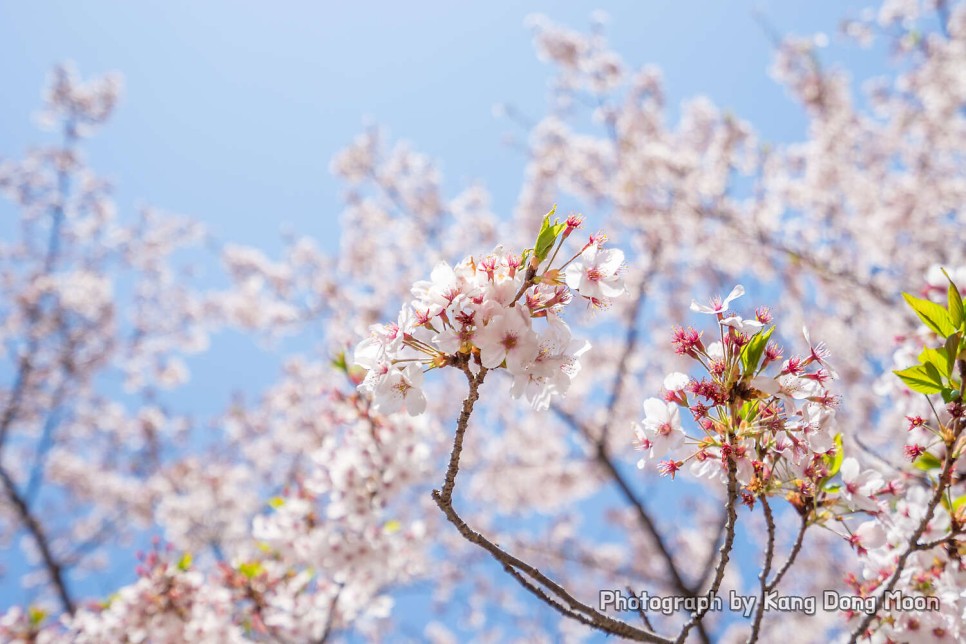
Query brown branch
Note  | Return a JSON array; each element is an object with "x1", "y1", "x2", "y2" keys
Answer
[
  {"x1": 599, "y1": 280, "x2": 648, "y2": 444},
  {"x1": 436, "y1": 363, "x2": 487, "y2": 506},
  {"x1": 766, "y1": 514, "x2": 807, "y2": 593},
  {"x1": 748, "y1": 496, "x2": 776, "y2": 643},
  {"x1": 847, "y1": 360, "x2": 966, "y2": 643},
  {"x1": 502, "y1": 563, "x2": 602, "y2": 631},
  {"x1": 675, "y1": 447, "x2": 739, "y2": 644},
  {"x1": 316, "y1": 583, "x2": 343, "y2": 644},
  {"x1": 693, "y1": 508, "x2": 729, "y2": 593},
  {"x1": 0, "y1": 465, "x2": 74, "y2": 614},
  {"x1": 552, "y1": 409, "x2": 708, "y2": 593},
  {"x1": 432, "y1": 366, "x2": 671, "y2": 643},
  {"x1": 913, "y1": 531, "x2": 961, "y2": 551},
  {"x1": 0, "y1": 122, "x2": 76, "y2": 616},
  {"x1": 627, "y1": 585, "x2": 655, "y2": 632}
]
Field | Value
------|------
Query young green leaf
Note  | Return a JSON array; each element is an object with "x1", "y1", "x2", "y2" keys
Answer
[
  {"x1": 918, "y1": 347, "x2": 952, "y2": 379},
  {"x1": 948, "y1": 281, "x2": 964, "y2": 330},
  {"x1": 239, "y1": 561, "x2": 264, "y2": 579},
  {"x1": 893, "y1": 363, "x2": 945, "y2": 395},
  {"x1": 913, "y1": 451, "x2": 942, "y2": 471},
  {"x1": 28, "y1": 607, "x2": 47, "y2": 627},
  {"x1": 533, "y1": 205, "x2": 565, "y2": 265},
  {"x1": 739, "y1": 399, "x2": 760, "y2": 422},
  {"x1": 902, "y1": 293, "x2": 957, "y2": 338},
  {"x1": 944, "y1": 333, "x2": 962, "y2": 371},
  {"x1": 827, "y1": 433, "x2": 845, "y2": 478},
  {"x1": 740, "y1": 326, "x2": 775, "y2": 375}
]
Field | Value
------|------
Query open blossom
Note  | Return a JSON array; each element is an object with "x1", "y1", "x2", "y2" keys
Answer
[
  {"x1": 839, "y1": 458, "x2": 883, "y2": 512},
  {"x1": 720, "y1": 314, "x2": 763, "y2": 335},
  {"x1": 351, "y1": 232, "x2": 623, "y2": 415},
  {"x1": 663, "y1": 372, "x2": 690, "y2": 392},
  {"x1": 475, "y1": 306, "x2": 539, "y2": 372},
  {"x1": 848, "y1": 520, "x2": 886, "y2": 554},
  {"x1": 374, "y1": 363, "x2": 427, "y2": 416},
  {"x1": 509, "y1": 316, "x2": 589, "y2": 410},
  {"x1": 690, "y1": 284, "x2": 744, "y2": 315},
  {"x1": 564, "y1": 244, "x2": 625, "y2": 301},
  {"x1": 635, "y1": 397, "x2": 685, "y2": 467},
  {"x1": 638, "y1": 289, "x2": 845, "y2": 500},
  {"x1": 411, "y1": 260, "x2": 480, "y2": 316}
]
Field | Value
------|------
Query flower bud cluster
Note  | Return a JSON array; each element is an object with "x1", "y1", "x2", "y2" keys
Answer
[
  {"x1": 636, "y1": 285, "x2": 845, "y2": 505},
  {"x1": 353, "y1": 215, "x2": 625, "y2": 414}
]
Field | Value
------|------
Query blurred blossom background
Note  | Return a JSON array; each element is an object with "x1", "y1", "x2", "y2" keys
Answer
[
  {"x1": 1, "y1": 1, "x2": 964, "y2": 642},
  {"x1": 0, "y1": 0, "x2": 886, "y2": 419}
]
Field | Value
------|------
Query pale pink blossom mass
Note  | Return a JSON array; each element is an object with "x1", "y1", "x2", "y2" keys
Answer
[{"x1": 1, "y1": 3, "x2": 965, "y2": 642}]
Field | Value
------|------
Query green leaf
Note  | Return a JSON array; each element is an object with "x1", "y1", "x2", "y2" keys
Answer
[
  {"x1": 533, "y1": 205, "x2": 566, "y2": 265},
  {"x1": 894, "y1": 363, "x2": 945, "y2": 395},
  {"x1": 944, "y1": 333, "x2": 962, "y2": 371},
  {"x1": 913, "y1": 451, "x2": 942, "y2": 471},
  {"x1": 739, "y1": 399, "x2": 759, "y2": 422},
  {"x1": 740, "y1": 326, "x2": 775, "y2": 375},
  {"x1": 940, "y1": 267, "x2": 965, "y2": 330},
  {"x1": 953, "y1": 494, "x2": 966, "y2": 511},
  {"x1": 239, "y1": 561, "x2": 263, "y2": 579},
  {"x1": 902, "y1": 293, "x2": 957, "y2": 338},
  {"x1": 28, "y1": 606, "x2": 47, "y2": 627},
  {"x1": 331, "y1": 351, "x2": 348, "y2": 373},
  {"x1": 942, "y1": 387, "x2": 960, "y2": 403},
  {"x1": 919, "y1": 347, "x2": 952, "y2": 379},
  {"x1": 948, "y1": 282, "x2": 965, "y2": 330},
  {"x1": 828, "y1": 433, "x2": 845, "y2": 477},
  {"x1": 177, "y1": 552, "x2": 192, "y2": 571},
  {"x1": 267, "y1": 496, "x2": 285, "y2": 509}
]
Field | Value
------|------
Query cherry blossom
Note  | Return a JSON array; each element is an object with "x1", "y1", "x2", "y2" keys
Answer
[
  {"x1": 3, "y1": 2, "x2": 966, "y2": 641},
  {"x1": 634, "y1": 398, "x2": 685, "y2": 465},
  {"x1": 563, "y1": 243, "x2": 625, "y2": 301}
]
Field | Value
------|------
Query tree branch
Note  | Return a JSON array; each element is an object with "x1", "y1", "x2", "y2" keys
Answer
[
  {"x1": 747, "y1": 496, "x2": 776, "y2": 643},
  {"x1": 675, "y1": 447, "x2": 739, "y2": 644},
  {"x1": 766, "y1": 514, "x2": 807, "y2": 593},
  {"x1": 847, "y1": 360, "x2": 966, "y2": 642},
  {"x1": 0, "y1": 465, "x2": 74, "y2": 614},
  {"x1": 433, "y1": 365, "x2": 672, "y2": 643}
]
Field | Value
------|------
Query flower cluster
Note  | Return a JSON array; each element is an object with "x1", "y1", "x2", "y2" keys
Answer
[
  {"x1": 843, "y1": 484, "x2": 964, "y2": 642},
  {"x1": 635, "y1": 285, "x2": 844, "y2": 505},
  {"x1": 352, "y1": 211, "x2": 625, "y2": 414}
]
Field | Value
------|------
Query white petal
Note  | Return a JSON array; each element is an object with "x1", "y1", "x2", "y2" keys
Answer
[
  {"x1": 642, "y1": 397, "x2": 668, "y2": 421},
  {"x1": 663, "y1": 372, "x2": 690, "y2": 392},
  {"x1": 840, "y1": 457, "x2": 860, "y2": 483},
  {"x1": 597, "y1": 248, "x2": 624, "y2": 274},
  {"x1": 722, "y1": 284, "x2": 745, "y2": 306}
]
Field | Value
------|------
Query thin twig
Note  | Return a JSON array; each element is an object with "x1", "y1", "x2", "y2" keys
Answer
[
  {"x1": 432, "y1": 366, "x2": 672, "y2": 643},
  {"x1": 747, "y1": 497, "x2": 776, "y2": 643},
  {"x1": 694, "y1": 509, "x2": 729, "y2": 593},
  {"x1": 627, "y1": 585, "x2": 654, "y2": 632},
  {"x1": 675, "y1": 448, "x2": 739, "y2": 644},
  {"x1": 0, "y1": 466, "x2": 74, "y2": 614},
  {"x1": 846, "y1": 360, "x2": 966, "y2": 643},
  {"x1": 766, "y1": 514, "x2": 807, "y2": 593}
]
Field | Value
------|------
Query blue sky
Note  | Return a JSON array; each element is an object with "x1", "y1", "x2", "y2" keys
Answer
[
  {"x1": 0, "y1": 0, "x2": 898, "y2": 634},
  {"x1": 1, "y1": 1, "x2": 888, "y2": 257}
]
